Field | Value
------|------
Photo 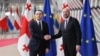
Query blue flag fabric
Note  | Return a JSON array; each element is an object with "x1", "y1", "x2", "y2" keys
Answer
[
  {"x1": 42, "y1": 0, "x2": 56, "y2": 56},
  {"x1": 80, "y1": 0, "x2": 98, "y2": 56},
  {"x1": 7, "y1": 17, "x2": 14, "y2": 30}
]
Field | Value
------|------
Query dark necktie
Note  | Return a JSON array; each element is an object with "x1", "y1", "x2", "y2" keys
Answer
[{"x1": 39, "y1": 22, "x2": 42, "y2": 30}]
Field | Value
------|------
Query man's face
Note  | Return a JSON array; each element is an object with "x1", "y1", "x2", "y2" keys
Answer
[
  {"x1": 62, "y1": 8, "x2": 70, "y2": 18},
  {"x1": 35, "y1": 11, "x2": 43, "y2": 20}
]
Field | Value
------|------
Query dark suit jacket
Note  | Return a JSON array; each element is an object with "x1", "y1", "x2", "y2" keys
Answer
[
  {"x1": 52, "y1": 17, "x2": 81, "y2": 52},
  {"x1": 28, "y1": 20, "x2": 50, "y2": 51}
]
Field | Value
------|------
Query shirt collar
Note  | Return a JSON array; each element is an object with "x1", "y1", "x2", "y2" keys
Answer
[
  {"x1": 64, "y1": 16, "x2": 70, "y2": 22},
  {"x1": 36, "y1": 19, "x2": 42, "y2": 24}
]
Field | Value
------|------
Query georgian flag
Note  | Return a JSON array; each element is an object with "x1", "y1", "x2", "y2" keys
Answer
[{"x1": 17, "y1": 0, "x2": 33, "y2": 56}]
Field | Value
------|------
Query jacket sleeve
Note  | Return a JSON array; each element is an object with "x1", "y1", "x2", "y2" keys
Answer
[{"x1": 51, "y1": 27, "x2": 62, "y2": 39}]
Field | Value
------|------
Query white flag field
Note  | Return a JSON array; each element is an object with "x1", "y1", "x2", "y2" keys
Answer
[{"x1": 17, "y1": 0, "x2": 33, "y2": 56}]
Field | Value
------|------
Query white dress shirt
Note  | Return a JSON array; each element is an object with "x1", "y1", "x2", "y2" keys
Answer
[{"x1": 64, "y1": 17, "x2": 70, "y2": 30}]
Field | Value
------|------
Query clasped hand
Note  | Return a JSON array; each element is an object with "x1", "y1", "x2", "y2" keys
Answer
[{"x1": 44, "y1": 35, "x2": 51, "y2": 40}]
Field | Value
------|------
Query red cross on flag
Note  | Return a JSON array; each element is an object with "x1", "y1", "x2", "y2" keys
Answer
[
  {"x1": 24, "y1": 0, "x2": 33, "y2": 21},
  {"x1": 17, "y1": 0, "x2": 33, "y2": 56},
  {"x1": 60, "y1": 0, "x2": 69, "y2": 24}
]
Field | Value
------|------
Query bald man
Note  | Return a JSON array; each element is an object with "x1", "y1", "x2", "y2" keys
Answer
[{"x1": 51, "y1": 7, "x2": 82, "y2": 56}]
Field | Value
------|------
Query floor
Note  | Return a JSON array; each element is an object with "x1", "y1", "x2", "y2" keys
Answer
[{"x1": 0, "y1": 34, "x2": 100, "y2": 56}]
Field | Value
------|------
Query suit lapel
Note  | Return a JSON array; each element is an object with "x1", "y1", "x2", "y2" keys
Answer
[
  {"x1": 41, "y1": 21, "x2": 43, "y2": 31},
  {"x1": 61, "y1": 17, "x2": 73, "y2": 31},
  {"x1": 61, "y1": 21, "x2": 65, "y2": 30},
  {"x1": 66, "y1": 17, "x2": 72, "y2": 30},
  {"x1": 34, "y1": 21, "x2": 42, "y2": 32}
]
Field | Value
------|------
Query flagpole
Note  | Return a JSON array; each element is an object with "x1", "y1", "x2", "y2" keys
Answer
[{"x1": 1, "y1": 2, "x2": 5, "y2": 35}]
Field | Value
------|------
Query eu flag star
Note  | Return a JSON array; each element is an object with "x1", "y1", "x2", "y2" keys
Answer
[
  {"x1": 86, "y1": 40, "x2": 89, "y2": 44},
  {"x1": 84, "y1": 14, "x2": 87, "y2": 17},
  {"x1": 44, "y1": 14, "x2": 46, "y2": 17}
]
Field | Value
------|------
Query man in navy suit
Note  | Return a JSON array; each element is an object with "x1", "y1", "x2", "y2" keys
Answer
[
  {"x1": 28, "y1": 10, "x2": 50, "y2": 56},
  {"x1": 47, "y1": 7, "x2": 82, "y2": 56}
]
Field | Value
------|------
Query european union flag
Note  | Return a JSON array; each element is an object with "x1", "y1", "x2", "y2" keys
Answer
[
  {"x1": 80, "y1": 0, "x2": 98, "y2": 56},
  {"x1": 42, "y1": 0, "x2": 56, "y2": 56}
]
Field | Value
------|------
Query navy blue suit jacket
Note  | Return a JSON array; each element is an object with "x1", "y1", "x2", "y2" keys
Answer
[{"x1": 28, "y1": 20, "x2": 50, "y2": 51}]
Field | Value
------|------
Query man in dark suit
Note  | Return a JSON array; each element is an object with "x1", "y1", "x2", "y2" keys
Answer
[
  {"x1": 28, "y1": 10, "x2": 50, "y2": 56},
  {"x1": 47, "y1": 7, "x2": 81, "y2": 56}
]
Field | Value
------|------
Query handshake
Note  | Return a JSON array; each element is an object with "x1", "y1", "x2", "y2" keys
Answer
[{"x1": 44, "y1": 35, "x2": 51, "y2": 40}]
